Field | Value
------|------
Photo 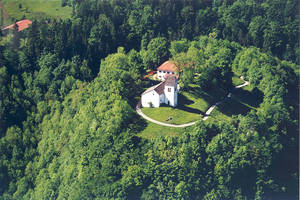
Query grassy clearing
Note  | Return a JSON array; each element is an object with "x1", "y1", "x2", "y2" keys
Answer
[
  {"x1": 210, "y1": 85, "x2": 263, "y2": 120},
  {"x1": 141, "y1": 83, "x2": 227, "y2": 125},
  {"x1": 142, "y1": 105, "x2": 202, "y2": 125},
  {"x1": 183, "y1": 84, "x2": 227, "y2": 112},
  {"x1": 1, "y1": 0, "x2": 72, "y2": 21},
  {"x1": 232, "y1": 75, "x2": 244, "y2": 86},
  {"x1": 137, "y1": 121, "x2": 186, "y2": 140}
]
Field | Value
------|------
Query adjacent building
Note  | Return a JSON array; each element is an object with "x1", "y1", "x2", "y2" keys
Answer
[
  {"x1": 157, "y1": 61, "x2": 177, "y2": 81},
  {"x1": 1, "y1": 19, "x2": 32, "y2": 33},
  {"x1": 141, "y1": 75, "x2": 178, "y2": 108}
]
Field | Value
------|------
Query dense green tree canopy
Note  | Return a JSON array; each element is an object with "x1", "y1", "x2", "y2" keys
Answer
[{"x1": 0, "y1": 0, "x2": 298, "y2": 199}]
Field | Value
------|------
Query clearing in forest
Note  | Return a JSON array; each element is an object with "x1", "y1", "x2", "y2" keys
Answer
[{"x1": 0, "y1": 0, "x2": 72, "y2": 23}]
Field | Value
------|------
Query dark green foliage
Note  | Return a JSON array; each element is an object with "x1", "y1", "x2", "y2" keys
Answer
[{"x1": 141, "y1": 37, "x2": 169, "y2": 70}]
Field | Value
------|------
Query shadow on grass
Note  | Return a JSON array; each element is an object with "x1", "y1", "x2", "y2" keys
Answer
[
  {"x1": 177, "y1": 104, "x2": 205, "y2": 115},
  {"x1": 188, "y1": 85, "x2": 227, "y2": 105},
  {"x1": 232, "y1": 87, "x2": 263, "y2": 108},
  {"x1": 165, "y1": 94, "x2": 205, "y2": 115},
  {"x1": 217, "y1": 99, "x2": 251, "y2": 116},
  {"x1": 217, "y1": 87, "x2": 263, "y2": 117}
]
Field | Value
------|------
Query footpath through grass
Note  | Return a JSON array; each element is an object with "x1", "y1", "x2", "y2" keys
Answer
[
  {"x1": 141, "y1": 83, "x2": 227, "y2": 125},
  {"x1": 142, "y1": 105, "x2": 202, "y2": 125},
  {"x1": 1, "y1": 0, "x2": 72, "y2": 21}
]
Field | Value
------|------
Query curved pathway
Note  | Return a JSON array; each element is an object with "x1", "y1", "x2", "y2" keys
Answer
[
  {"x1": 136, "y1": 78, "x2": 249, "y2": 127},
  {"x1": 136, "y1": 106, "x2": 197, "y2": 128}
]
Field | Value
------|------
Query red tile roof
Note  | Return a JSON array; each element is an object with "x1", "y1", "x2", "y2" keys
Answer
[
  {"x1": 2, "y1": 19, "x2": 32, "y2": 32},
  {"x1": 157, "y1": 61, "x2": 176, "y2": 72}
]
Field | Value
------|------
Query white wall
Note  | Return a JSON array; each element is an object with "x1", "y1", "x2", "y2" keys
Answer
[
  {"x1": 159, "y1": 94, "x2": 165, "y2": 103},
  {"x1": 163, "y1": 80, "x2": 178, "y2": 107},
  {"x1": 141, "y1": 91, "x2": 160, "y2": 108},
  {"x1": 157, "y1": 71, "x2": 175, "y2": 81},
  {"x1": 157, "y1": 71, "x2": 165, "y2": 81}
]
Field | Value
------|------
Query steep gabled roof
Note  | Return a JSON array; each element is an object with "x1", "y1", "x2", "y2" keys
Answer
[
  {"x1": 142, "y1": 75, "x2": 177, "y2": 96},
  {"x1": 142, "y1": 82, "x2": 165, "y2": 95},
  {"x1": 154, "y1": 82, "x2": 165, "y2": 95},
  {"x1": 157, "y1": 61, "x2": 176, "y2": 72}
]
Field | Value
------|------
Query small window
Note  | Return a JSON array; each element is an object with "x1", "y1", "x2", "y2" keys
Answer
[
  {"x1": 167, "y1": 72, "x2": 170, "y2": 74},
  {"x1": 172, "y1": 72, "x2": 174, "y2": 74},
  {"x1": 168, "y1": 88, "x2": 171, "y2": 92}
]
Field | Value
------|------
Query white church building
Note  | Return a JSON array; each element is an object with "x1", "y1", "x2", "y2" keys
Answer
[{"x1": 141, "y1": 75, "x2": 178, "y2": 108}]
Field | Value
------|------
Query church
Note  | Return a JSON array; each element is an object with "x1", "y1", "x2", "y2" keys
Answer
[{"x1": 141, "y1": 61, "x2": 178, "y2": 108}]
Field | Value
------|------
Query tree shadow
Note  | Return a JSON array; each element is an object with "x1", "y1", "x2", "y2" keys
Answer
[
  {"x1": 217, "y1": 99, "x2": 251, "y2": 116},
  {"x1": 216, "y1": 87, "x2": 264, "y2": 117},
  {"x1": 178, "y1": 93, "x2": 194, "y2": 105},
  {"x1": 187, "y1": 85, "x2": 227, "y2": 105},
  {"x1": 232, "y1": 87, "x2": 264, "y2": 108},
  {"x1": 177, "y1": 93, "x2": 205, "y2": 115},
  {"x1": 131, "y1": 112, "x2": 148, "y2": 133}
]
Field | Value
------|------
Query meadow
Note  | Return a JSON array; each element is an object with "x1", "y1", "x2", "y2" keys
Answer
[{"x1": 1, "y1": 0, "x2": 72, "y2": 23}]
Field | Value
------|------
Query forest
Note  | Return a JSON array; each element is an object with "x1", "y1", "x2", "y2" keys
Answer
[{"x1": 0, "y1": 0, "x2": 299, "y2": 199}]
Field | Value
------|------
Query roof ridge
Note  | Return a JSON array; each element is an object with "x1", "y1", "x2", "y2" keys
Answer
[{"x1": 142, "y1": 81, "x2": 165, "y2": 95}]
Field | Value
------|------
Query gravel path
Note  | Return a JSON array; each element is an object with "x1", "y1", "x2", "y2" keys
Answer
[{"x1": 136, "y1": 78, "x2": 249, "y2": 127}]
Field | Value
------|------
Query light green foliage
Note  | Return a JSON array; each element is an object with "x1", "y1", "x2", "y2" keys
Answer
[
  {"x1": 27, "y1": 58, "x2": 141, "y2": 198},
  {"x1": 169, "y1": 39, "x2": 190, "y2": 57},
  {"x1": 180, "y1": 67, "x2": 194, "y2": 90},
  {"x1": 171, "y1": 37, "x2": 238, "y2": 91},
  {"x1": 232, "y1": 75, "x2": 244, "y2": 86}
]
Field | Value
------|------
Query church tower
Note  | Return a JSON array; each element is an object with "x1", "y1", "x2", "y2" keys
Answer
[{"x1": 164, "y1": 75, "x2": 178, "y2": 107}]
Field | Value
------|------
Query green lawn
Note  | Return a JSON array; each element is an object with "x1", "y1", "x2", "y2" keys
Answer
[
  {"x1": 142, "y1": 105, "x2": 202, "y2": 125},
  {"x1": 1, "y1": 0, "x2": 72, "y2": 22},
  {"x1": 183, "y1": 84, "x2": 227, "y2": 112},
  {"x1": 137, "y1": 121, "x2": 186, "y2": 140},
  {"x1": 232, "y1": 75, "x2": 244, "y2": 86}
]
